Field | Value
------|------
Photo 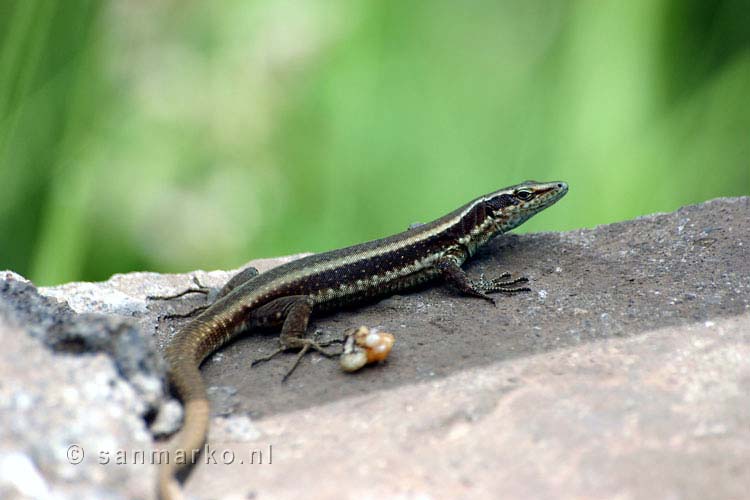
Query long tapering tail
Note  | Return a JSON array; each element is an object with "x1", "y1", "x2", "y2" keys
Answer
[{"x1": 158, "y1": 320, "x2": 215, "y2": 500}]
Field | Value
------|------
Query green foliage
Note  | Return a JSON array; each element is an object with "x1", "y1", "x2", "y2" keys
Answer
[{"x1": 1, "y1": 0, "x2": 748, "y2": 285}]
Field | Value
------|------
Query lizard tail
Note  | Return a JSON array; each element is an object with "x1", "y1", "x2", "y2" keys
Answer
[
  {"x1": 158, "y1": 399, "x2": 209, "y2": 499},
  {"x1": 158, "y1": 320, "x2": 215, "y2": 500}
]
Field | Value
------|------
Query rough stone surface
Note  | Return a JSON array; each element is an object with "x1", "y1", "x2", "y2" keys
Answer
[
  {"x1": 0, "y1": 313, "x2": 153, "y2": 499},
  {"x1": 188, "y1": 314, "x2": 750, "y2": 500},
  {"x1": 0, "y1": 196, "x2": 747, "y2": 499},
  {"x1": 0, "y1": 273, "x2": 165, "y2": 411}
]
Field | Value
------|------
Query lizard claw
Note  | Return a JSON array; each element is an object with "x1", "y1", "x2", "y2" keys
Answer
[
  {"x1": 281, "y1": 339, "x2": 341, "y2": 382},
  {"x1": 251, "y1": 337, "x2": 342, "y2": 382}
]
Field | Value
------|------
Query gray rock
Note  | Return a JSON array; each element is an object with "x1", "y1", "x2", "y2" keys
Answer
[
  {"x1": 0, "y1": 316, "x2": 153, "y2": 500},
  {"x1": 0, "y1": 273, "x2": 164, "y2": 411},
  {"x1": 1, "y1": 197, "x2": 748, "y2": 499}
]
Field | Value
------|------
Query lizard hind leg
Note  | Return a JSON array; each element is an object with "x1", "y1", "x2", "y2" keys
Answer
[
  {"x1": 148, "y1": 275, "x2": 213, "y2": 320},
  {"x1": 148, "y1": 265, "x2": 261, "y2": 320},
  {"x1": 249, "y1": 295, "x2": 341, "y2": 381}
]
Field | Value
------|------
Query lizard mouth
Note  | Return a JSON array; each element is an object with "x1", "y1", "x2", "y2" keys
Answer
[{"x1": 538, "y1": 182, "x2": 568, "y2": 203}]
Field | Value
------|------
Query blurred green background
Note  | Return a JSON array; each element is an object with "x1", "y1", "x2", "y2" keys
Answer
[{"x1": 1, "y1": 0, "x2": 748, "y2": 286}]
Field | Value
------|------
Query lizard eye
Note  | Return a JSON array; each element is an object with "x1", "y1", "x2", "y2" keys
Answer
[{"x1": 515, "y1": 189, "x2": 534, "y2": 201}]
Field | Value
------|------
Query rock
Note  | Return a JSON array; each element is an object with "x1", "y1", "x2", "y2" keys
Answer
[
  {"x1": 0, "y1": 273, "x2": 164, "y2": 412},
  {"x1": 0, "y1": 314, "x2": 153, "y2": 499},
  {"x1": 187, "y1": 314, "x2": 750, "y2": 500},
  {"x1": 1, "y1": 197, "x2": 748, "y2": 499}
]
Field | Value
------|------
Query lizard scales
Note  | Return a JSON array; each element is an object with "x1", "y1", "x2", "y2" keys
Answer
[{"x1": 159, "y1": 180, "x2": 568, "y2": 499}]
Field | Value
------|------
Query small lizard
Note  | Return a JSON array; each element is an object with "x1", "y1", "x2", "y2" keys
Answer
[{"x1": 158, "y1": 180, "x2": 568, "y2": 499}]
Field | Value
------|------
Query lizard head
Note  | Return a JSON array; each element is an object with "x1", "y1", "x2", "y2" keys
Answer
[{"x1": 484, "y1": 180, "x2": 568, "y2": 233}]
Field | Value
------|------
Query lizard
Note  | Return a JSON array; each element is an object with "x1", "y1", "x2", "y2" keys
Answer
[{"x1": 158, "y1": 180, "x2": 568, "y2": 499}]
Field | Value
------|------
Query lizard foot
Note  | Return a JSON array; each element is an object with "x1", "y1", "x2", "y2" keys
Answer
[
  {"x1": 148, "y1": 275, "x2": 211, "y2": 301},
  {"x1": 478, "y1": 273, "x2": 531, "y2": 294},
  {"x1": 250, "y1": 332, "x2": 342, "y2": 382},
  {"x1": 148, "y1": 276, "x2": 213, "y2": 319}
]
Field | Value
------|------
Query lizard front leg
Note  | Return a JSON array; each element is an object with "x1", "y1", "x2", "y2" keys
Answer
[{"x1": 435, "y1": 254, "x2": 530, "y2": 305}]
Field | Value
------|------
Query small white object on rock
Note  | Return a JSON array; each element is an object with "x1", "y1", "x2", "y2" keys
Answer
[{"x1": 340, "y1": 326, "x2": 395, "y2": 372}]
